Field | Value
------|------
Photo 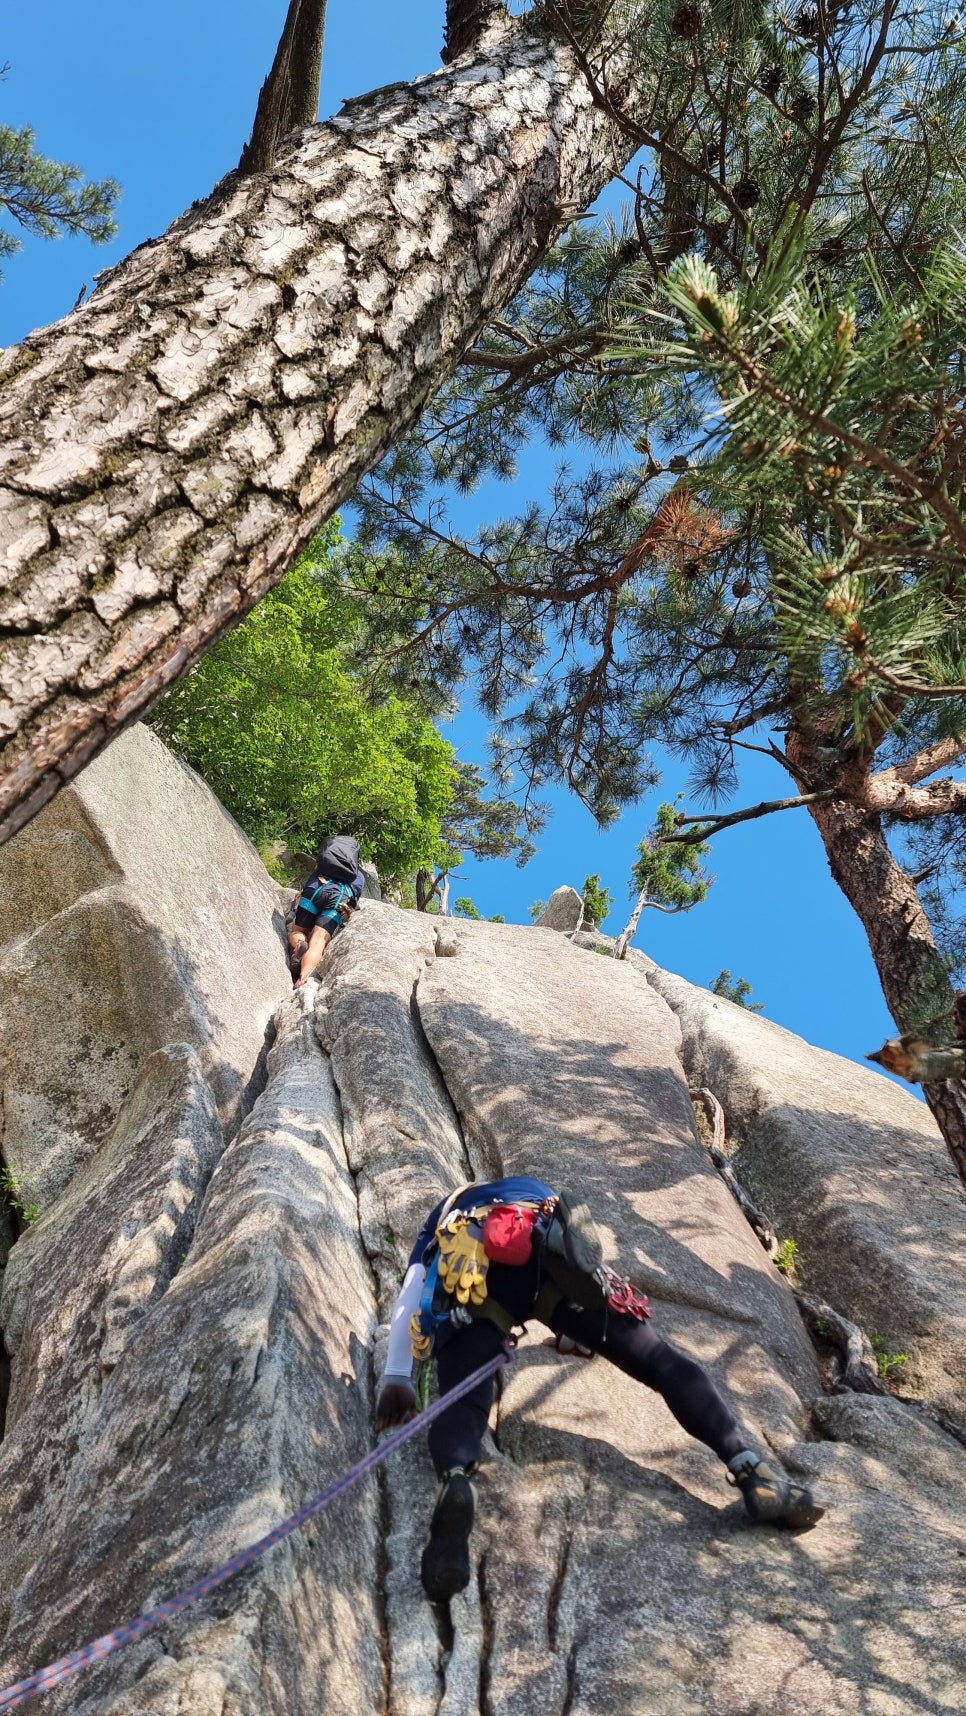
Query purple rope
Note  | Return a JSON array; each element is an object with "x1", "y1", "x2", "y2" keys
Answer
[{"x1": 0, "y1": 1347, "x2": 510, "y2": 1712}]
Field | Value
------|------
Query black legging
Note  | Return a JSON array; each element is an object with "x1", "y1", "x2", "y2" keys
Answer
[{"x1": 428, "y1": 1302, "x2": 748, "y2": 1476}]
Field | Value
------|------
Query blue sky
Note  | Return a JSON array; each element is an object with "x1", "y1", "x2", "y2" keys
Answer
[{"x1": 1, "y1": 1, "x2": 902, "y2": 1072}]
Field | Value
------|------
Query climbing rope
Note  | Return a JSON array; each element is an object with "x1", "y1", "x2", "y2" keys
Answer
[{"x1": 0, "y1": 1347, "x2": 512, "y2": 1711}]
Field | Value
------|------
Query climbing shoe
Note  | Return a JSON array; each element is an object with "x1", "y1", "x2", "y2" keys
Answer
[
  {"x1": 421, "y1": 1469, "x2": 475, "y2": 1602},
  {"x1": 728, "y1": 1451, "x2": 824, "y2": 1530},
  {"x1": 289, "y1": 939, "x2": 308, "y2": 983},
  {"x1": 551, "y1": 1190, "x2": 603, "y2": 1275}
]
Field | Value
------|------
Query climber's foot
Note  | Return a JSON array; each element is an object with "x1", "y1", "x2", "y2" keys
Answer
[
  {"x1": 289, "y1": 938, "x2": 308, "y2": 982},
  {"x1": 555, "y1": 1332, "x2": 594, "y2": 1359},
  {"x1": 421, "y1": 1470, "x2": 474, "y2": 1601},
  {"x1": 729, "y1": 1453, "x2": 824, "y2": 1530}
]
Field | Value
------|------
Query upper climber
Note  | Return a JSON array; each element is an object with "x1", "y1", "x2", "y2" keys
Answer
[
  {"x1": 376, "y1": 1176, "x2": 824, "y2": 1604},
  {"x1": 288, "y1": 833, "x2": 365, "y2": 985}
]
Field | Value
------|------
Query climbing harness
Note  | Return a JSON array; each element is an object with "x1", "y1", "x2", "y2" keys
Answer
[
  {"x1": 409, "y1": 1190, "x2": 553, "y2": 1360},
  {"x1": 0, "y1": 1347, "x2": 512, "y2": 1713},
  {"x1": 409, "y1": 1188, "x2": 650, "y2": 1358}
]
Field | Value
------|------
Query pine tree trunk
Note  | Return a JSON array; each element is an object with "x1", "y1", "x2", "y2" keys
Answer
[
  {"x1": 0, "y1": 11, "x2": 635, "y2": 845},
  {"x1": 615, "y1": 887, "x2": 648, "y2": 960},
  {"x1": 787, "y1": 731, "x2": 966, "y2": 1192}
]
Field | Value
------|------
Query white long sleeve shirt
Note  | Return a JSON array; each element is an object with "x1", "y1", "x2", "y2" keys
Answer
[{"x1": 383, "y1": 1263, "x2": 424, "y2": 1384}]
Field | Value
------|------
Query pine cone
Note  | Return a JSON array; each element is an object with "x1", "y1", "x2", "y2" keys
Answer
[
  {"x1": 791, "y1": 89, "x2": 817, "y2": 121},
  {"x1": 671, "y1": 3, "x2": 702, "y2": 36},
  {"x1": 793, "y1": 5, "x2": 819, "y2": 36},
  {"x1": 668, "y1": 453, "x2": 690, "y2": 473},
  {"x1": 733, "y1": 175, "x2": 761, "y2": 210},
  {"x1": 732, "y1": 577, "x2": 753, "y2": 598},
  {"x1": 760, "y1": 64, "x2": 783, "y2": 96},
  {"x1": 683, "y1": 560, "x2": 702, "y2": 577},
  {"x1": 817, "y1": 235, "x2": 846, "y2": 264}
]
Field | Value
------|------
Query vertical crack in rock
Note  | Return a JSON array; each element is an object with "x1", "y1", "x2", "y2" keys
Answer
[
  {"x1": 477, "y1": 1553, "x2": 494, "y2": 1716},
  {"x1": 0, "y1": 1121, "x2": 20, "y2": 1443},
  {"x1": 310, "y1": 994, "x2": 393, "y2": 1716},
  {"x1": 560, "y1": 1640, "x2": 579, "y2": 1716},
  {"x1": 410, "y1": 968, "x2": 478, "y2": 1187},
  {"x1": 545, "y1": 1514, "x2": 572, "y2": 1654},
  {"x1": 309, "y1": 906, "x2": 481, "y2": 1715}
]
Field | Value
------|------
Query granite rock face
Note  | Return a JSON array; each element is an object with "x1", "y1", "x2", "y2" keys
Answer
[
  {"x1": 646, "y1": 962, "x2": 966, "y2": 1418},
  {"x1": 0, "y1": 1001, "x2": 381, "y2": 1716},
  {"x1": 0, "y1": 1046, "x2": 224, "y2": 1616},
  {"x1": 0, "y1": 723, "x2": 290, "y2": 1213},
  {"x1": 0, "y1": 904, "x2": 964, "y2": 1715}
]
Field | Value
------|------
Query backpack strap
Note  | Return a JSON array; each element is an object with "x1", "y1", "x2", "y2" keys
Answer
[{"x1": 466, "y1": 1297, "x2": 516, "y2": 1336}]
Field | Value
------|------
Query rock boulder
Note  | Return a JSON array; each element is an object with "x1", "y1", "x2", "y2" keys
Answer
[{"x1": 535, "y1": 885, "x2": 585, "y2": 933}]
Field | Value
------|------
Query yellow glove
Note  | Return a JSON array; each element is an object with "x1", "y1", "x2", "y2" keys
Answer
[
  {"x1": 437, "y1": 1217, "x2": 489, "y2": 1305},
  {"x1": 409, "y1": 1312, "x2": 433, "y2": 1362}
]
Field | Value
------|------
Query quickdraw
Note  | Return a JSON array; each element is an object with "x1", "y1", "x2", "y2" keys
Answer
[{"x1": 602, "y1": 1268, "x2": 651, "y2": 1321}]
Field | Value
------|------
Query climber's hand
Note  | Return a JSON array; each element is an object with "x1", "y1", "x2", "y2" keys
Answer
[{"x1": 376, "y1": 1381, "x2": 418, "y2": 1433}]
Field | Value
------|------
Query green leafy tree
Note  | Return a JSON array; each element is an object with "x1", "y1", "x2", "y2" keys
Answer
[
  {"x1": 582, "y1": 873, "x2": 613, "y2": 928},
  {"x1": 710, "y1": 970, "x2": 764, "y2": 1012},
  {"x1": 614, "y1": 802, "x2": 712, "y2": 958},
  {"x1": 0, "y1": 118, "x2": 117, "y2": 274},
  {"x1": 150, "y1": 523, "x2": 454, "y2": 886}
]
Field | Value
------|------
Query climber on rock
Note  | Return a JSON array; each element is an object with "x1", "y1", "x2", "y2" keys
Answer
[
  {"x1": 375, "y1": 1175, "x2": 823, "y2": 1604},
  {"x1": 288, "y1": 833, "x2": 365, "y2": 985}
]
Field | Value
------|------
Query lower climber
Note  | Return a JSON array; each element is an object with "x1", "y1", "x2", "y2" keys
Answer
[
  {"x1": 288, "y1": 832, "x2": 365, "y2": 985},
  {"x1": 375, "y1": 1175, "x2": 823, "y2": 1603}
]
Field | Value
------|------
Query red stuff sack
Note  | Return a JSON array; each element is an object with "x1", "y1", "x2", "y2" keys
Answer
[{"x1": 482, "y1": 1204, "x2": 538, "y2": 1266}]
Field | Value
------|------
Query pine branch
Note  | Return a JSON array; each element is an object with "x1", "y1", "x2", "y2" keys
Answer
[
  {"x1": 866, "y1": 775, "x2": 966, "y2": 822},
  {"x1": 861, "y1": 655, "x2": 966, "y2": 701},
  {"x1": 873, "y1": 734, "x2": 966, "y2": 790},
  {"x1": 664, "y1": 791, "x2": 835, "y2": 845}
]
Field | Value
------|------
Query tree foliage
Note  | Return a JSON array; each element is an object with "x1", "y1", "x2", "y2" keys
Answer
[
  {"x1": 710, "y1": 969, "x2": 764, "y2": 1011},
  {"x1": 333, "y1": 1, "x2": 966, "y2": 1186},
  {"x1": 630, "y1": 802, "x2": 712, "y2": 912},
  {"x1": 150, "y1": 523, "x2": 455, "y2": 885},
  {"x1": 613, "y1": 802, "x2": 713, "y2": 958},
  {"x1": 581, "y1": 873, "x2": 613, "y2": 927},
  {"x1": 0, "y1": 118, "x2": 117, "y2": 272},
  {"x1": 346, "y1": 0, "x2": 966, "y2": 807}
]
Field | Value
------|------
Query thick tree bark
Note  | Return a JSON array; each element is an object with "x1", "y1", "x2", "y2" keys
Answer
[
  {"x1": 239, "y1": 0, "x2": 328, "y2": 176},
  {"x1": 0, "y1": 9, "x2": 636, "y2": 845},
  {"x1": 787, "y1": 728, "x2": 966, "y2": 1191}
]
